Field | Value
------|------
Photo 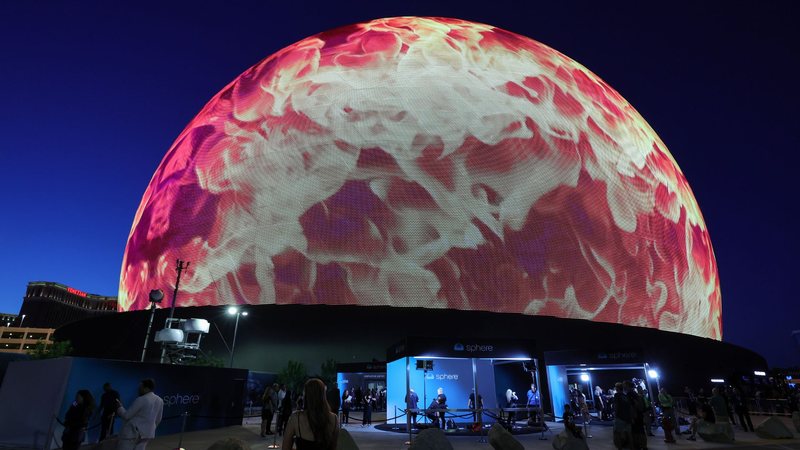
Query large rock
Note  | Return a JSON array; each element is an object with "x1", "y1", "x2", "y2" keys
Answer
[
  {"x1": 488, "y1": 423, "x2": 524, "y2": 450},
  {"x1": 206, "y1": 438, "x2": 249, "y2": 450},
  {"x1": 755, "y1": 416, "x2": 793, "y2": 439},
  {"x1": 552, "y1": 431, "x2": 589, "y2": 450},
  {"x1": 792, "y1": 411, "x2": 800, "y2": 433},
  {"x1": 337, "y1": 428, "x2": 360, "y2": 450},
  {"x1": 697, "y1": 421, "x2": 735, "y2": 443},
  {"x1": 410, "y1": 428, "x2": 453, "y2": 450}
]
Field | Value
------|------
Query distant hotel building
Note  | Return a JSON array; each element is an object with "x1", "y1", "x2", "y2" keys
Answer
[{"x1": 15, "y1": 281, "x2": 117, "y2": 329}]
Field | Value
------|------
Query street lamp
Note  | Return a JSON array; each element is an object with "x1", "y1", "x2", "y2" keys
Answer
[
  {"x1": 648, "y1": 368, "x2": 661, "y2": 393},
  {"x1": 227, "y1": 307, "x2": 248, "y2": 368},
  {"x1": 19, "y1": 314, "x2": 26, "y2": 327}
]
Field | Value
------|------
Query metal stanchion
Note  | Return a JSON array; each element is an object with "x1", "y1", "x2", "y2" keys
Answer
[
  {"x1": 392, "y1": 406, "x2": 399, "y2": 430},
  {"x1": 405, "y1": 408, "x2": 412, "y2": 446},
  {"x1": 477, "y1": 407, "x2": 486, "y2": 443},
  {"x1": 176, "y1": 411, "x2": 189, "y2": 450}
]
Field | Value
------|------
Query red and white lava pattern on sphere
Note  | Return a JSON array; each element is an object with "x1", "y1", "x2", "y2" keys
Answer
[{"x1": 120, "y1": 17, "x2": 721, "y2": 339}]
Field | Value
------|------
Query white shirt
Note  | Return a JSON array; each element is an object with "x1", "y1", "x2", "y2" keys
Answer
[{"x1": 116, "y1": 391, "x2": 164, "y2": 439}]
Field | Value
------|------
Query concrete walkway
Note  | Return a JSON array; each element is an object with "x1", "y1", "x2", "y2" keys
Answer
[{"x1": 144, "y1": 416, "x2": 800, "y2": 450}]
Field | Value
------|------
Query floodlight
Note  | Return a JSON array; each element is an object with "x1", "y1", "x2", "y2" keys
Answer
[
  {"x1": 148, "y1": 289, "x2": 164, "y2": 303},
  {"x1": 242, "y1": 311, "x2": 249, "y2": 316},
  {"x1": 580, "y1": 373, "x2": 590, "y2": 382},
  {"x1": 648, "y1": 369, "x2": 659, "y2": 379},
  {"x1": 227, "y1": 306, "x2": 238, "y2": 315}
]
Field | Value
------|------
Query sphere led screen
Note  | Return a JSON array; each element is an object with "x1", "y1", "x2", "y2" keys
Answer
[{"x1": 120, "y1": 17, "x2": 721, "y2": 339}]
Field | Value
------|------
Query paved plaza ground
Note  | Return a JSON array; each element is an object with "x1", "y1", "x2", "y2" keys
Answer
[{"x1": 142, "y1": 414, "x2": 800, "y2": 450}]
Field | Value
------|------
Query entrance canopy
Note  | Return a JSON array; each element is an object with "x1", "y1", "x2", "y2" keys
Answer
[
  {"x1": 386, "y1": 337, "x2": 538, "y2": 425},
  {"x1": 543, "y1": 348, "x2": 660, "y2": 419}
]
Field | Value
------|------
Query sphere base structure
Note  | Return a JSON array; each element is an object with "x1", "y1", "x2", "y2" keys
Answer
[{"x1": 57, "y1": 303, "x2": 763, "y2": 409}]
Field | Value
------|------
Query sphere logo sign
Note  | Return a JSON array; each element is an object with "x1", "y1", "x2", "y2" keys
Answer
[{"x1": 120, "y1": 17, "x2": 721, "y2": 339}]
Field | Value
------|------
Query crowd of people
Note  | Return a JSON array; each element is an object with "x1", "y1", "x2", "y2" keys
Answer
[
  {"x1": 60, "y1": 372, "x2": 800, "y2": 450},
  {"x1": 61, "y1": 379, "x2": 164, "y2": 450}
]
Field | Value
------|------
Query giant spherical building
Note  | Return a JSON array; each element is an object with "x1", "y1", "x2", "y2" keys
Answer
[{"x1": 120, "y1": 17, "x2": 720, "y2": 339}]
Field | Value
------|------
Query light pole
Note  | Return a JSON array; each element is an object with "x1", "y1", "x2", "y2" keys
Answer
[
  {"x1": 227, "y1": 307, "x2": 248, "y2": 368},
  {"x1": 648, "y1": 369, "x2": 660, "y2": 393},
  {"x1": 141, "y1": 289, "x2": 164, "y2": 362}
]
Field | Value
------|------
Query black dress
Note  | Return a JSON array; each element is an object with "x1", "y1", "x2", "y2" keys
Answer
[{"x1": 62, "y1": 403, "x2": 90, "y2": 450}]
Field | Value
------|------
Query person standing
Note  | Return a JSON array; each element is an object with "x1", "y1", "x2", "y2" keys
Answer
[
  {"x1": 614, "y1": 382, "x2": 634, "y2": 449},
  {"x1": 281, "y1": 378, "x2": 339, "y2": 450},
  {"x1": 468, "y1": 391, "x2": 484, "y2": 424},
  {"x1": 363, "y1": 390, "x2": 373, "y2": 426},
  {"x1": 62, "y1": 390, "x2": 95, "y2": 450},
  {"x1": 405, "y1": 389, "x2": 419, "y2": 428},
  {"x1": 658, "y1": 387, "x2": 677, "y2": 443},
  {"x1": 341, "y1": 389, "x2": 352, "y2": 425},
  {"x1": 505, "y1": 389, "x2": 518, "y2": 430},
  {"x1": 732, "y1": 388, "x2": 754, "y2": 432},
  {"x1": 277, "y1": 384, "x2": 290, "y2": 435},
  {"x1": 639, "y1": 387, "x2": 655, "y2": 436},
  {"x1": 279, "y1": 389, "x2": 294, "y2": 435},
  {"x1": 527, "y1": 384, "x2": 542, "y2": 424},
  {"x1": 627, "y1": 382, "x2": 647, "y2": 450},
  {"x1": 116, "y1": 379, "x2": 163, "y2": 450},
  {"x1": 709, "y1": 388, "x2": 728, "y2": 425},
  {"x1": 327, "y1": 383, "x2": 341, "y2": 427},
  {"x1": 436, "y1": 388, "x2": 448, "y2": 429},
  {"x1": 99, "y1": 382, "x2": 121, "y2": 441},
  {"x1": 354, "y1": 387, "x2": 362, "y2": 411},
  {"x1": 261, "y1": 385, "x2": 278, "y2": 436}
]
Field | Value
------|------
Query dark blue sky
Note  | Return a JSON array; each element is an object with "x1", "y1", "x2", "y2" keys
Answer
[{"x1": 1, "y1": 1, "x2": 798, "y2": 367}]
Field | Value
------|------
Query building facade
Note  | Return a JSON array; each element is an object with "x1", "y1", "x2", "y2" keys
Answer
[
  {"x1": 0, "y1": 326, "x2": 53, "y2": 354},
  {"x1": 0, "y1": 313, "x2": 17, "y2": 327},
  {"x1": 16, "y1": 281, "x2": 117, "y2": 329}
]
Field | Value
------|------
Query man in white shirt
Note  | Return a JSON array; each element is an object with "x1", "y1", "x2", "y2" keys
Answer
[{"x1": 116, "y1": 379, "x2": 164, "y2": 450}]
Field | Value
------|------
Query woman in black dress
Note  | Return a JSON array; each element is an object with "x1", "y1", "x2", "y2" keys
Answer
[
  {"x1": 340, "y1": 390, "x2": 352, "y2": 425},
  {"x1": 282, "y1": 378, "x2": 339, "y2": 450},
  {"x1": 362, "y1": 392, "x2": 373, "y2": 426},
  {"x1": 279, "y1": 389, "x2": 294, "y2": 436},
  {"x1": 62, "y1": 390, "x2": 95, "y2": 450}
]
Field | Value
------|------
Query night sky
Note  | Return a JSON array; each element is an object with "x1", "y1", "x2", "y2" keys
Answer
[{"x1": 1, "y1": 1, "x2": 798, "y2": 367}]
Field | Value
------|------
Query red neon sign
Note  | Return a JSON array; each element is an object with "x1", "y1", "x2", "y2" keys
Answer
[{"x1": 67, "y1": 287, "x2": 87, "y2": 298}]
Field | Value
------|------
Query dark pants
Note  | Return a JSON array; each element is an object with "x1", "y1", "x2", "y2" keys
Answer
[
  {"x1": 262, "y1": 409, "x2": 274, "y2": 433},
  {"x1": 99, "y1": 414, "x2": 115, "y2": 441},
  {"x1": 438, "y1": 411, "x2": 446, "y2": 429},
  {"x1": 737, "y1": 411, "x2": 754, "y2": 431},
  {"x1": 342, "y1": 409, "x2": 350, "y2": 424},
  {"x1": 61, "y1": 428, "x2": 85, "y2": 450},
  {"x1": 364, "y1": 406, "x2": 372, "y2": 425},
  {"x1": 409, "y1": 411, "x2": 417, "y2": 426}
]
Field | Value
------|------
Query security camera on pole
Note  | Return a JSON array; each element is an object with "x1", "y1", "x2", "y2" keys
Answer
[{"x1": 140, "y1": 289, "x2": 164, "y2": 362}]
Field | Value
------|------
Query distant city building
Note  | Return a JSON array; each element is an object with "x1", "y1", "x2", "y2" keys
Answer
[
  {"x1": 16, "y1": 281, "x2": 117, "y2": 329},
  {"x1": 0, "y1": 326, "x2": 53, "y2": 354}
]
